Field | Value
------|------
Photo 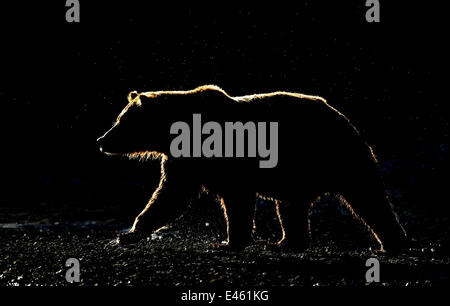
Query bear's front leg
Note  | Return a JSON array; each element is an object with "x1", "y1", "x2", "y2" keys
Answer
[
  {"x1": 213, "y1": 191, "x2": 256, "y2": 251},
  {"x1": 118, "y1": 158, "x2": 200, "y2": 244}
]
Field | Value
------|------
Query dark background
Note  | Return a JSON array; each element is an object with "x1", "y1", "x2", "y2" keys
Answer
[
  {"x1": 0, "y1": 1, "x2": 448, "y2": 290},
  {"x1": 0, "y1": 1, "x2": 447, "y2": 228}
]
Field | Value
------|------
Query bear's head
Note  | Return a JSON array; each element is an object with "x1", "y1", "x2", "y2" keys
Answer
[
  {"x1": 97, "y1": 85, "x2": 231, "y2": 161},
  {"x1": 97, "y1": 91, "x2": 175, "y2": 160}
]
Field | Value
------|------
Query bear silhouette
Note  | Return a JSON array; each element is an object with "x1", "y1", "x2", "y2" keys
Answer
[{"x1": 97, "y1": 85, "x2": 407, "y2": 252}]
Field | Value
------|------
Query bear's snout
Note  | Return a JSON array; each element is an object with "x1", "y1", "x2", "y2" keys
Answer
[
  {"x1": 97, "y1": 124, "x2": 117, "y2": 153},
  {"x1": 97, "y1": 135, "x2": 105, "y2": 153}
]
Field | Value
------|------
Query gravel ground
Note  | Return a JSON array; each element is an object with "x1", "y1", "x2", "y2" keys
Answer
[
  {"x1": 0, "y1": 194, "x2": 448, "y2": 288},
  {"x1": 0, "y1": 194, "x2": 449, "y2": 287}
]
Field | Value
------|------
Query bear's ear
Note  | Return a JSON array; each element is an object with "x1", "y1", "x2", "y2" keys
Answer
[{"x1": 127, "y1": 91, "x2": 140, "y2": 103}]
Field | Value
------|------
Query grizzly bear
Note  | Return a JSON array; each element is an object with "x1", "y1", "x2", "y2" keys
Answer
[{"x1": 97, "y1": 85, "x2": 408, "y2": 253}]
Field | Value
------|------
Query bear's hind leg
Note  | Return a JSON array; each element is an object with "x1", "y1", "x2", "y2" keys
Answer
[
  {"x1": 214, "y1": 191, "x2": 256, "y2": 251},
  {"x1": 274, "y1": 197, "x2": 315, "y2": 252},
  {"x1": 338, "y1": 186, "x2": 407, "y2": 253}
]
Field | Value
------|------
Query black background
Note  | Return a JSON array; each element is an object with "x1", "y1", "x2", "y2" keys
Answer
[{"x1": 0, "y1": 1, "x2": 447, "y2": 218}]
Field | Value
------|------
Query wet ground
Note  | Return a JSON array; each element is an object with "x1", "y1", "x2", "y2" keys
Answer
[{"x1": 0, "y1": 193, "x2": 448, "y2": 288}]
